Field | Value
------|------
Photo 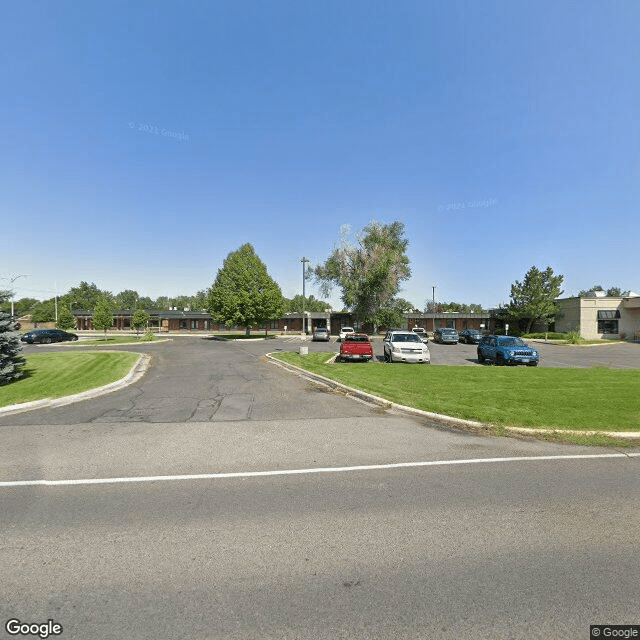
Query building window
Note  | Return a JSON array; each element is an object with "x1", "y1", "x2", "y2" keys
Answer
[
  {"x1": 179, "y1": 319, "x2": 187, "y2": 329},
  {"x1": 597, "y1": 310, "x2": 620, "y2": 334}
]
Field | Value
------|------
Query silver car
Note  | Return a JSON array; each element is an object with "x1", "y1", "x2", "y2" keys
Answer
[
  {"x1": 383, "y1": 330, "x2": 431, "y2": 363},
  {"x1": 312, "y1": 327, "x2": 331, "y2": 341}
]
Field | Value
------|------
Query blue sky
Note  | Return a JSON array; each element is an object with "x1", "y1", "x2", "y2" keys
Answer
[{"x1": 2, "y1": 1, "x2": 639, "y2": 309}]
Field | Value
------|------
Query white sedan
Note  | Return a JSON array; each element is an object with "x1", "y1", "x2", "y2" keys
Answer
[
  {"x1": 383, "y1": 330, "x2": 431, "y2": 363},
  {"x1": 338, "y1": 326, "x2": 355, "y2": 341}
]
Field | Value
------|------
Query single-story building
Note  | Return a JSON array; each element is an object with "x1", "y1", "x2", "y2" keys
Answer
[
  {"x1": 71, "y1": 308, "x2": 493, "y2": 334},
  {"x1": 554, "y1": 291, "x2": 640, "y2": 340}
]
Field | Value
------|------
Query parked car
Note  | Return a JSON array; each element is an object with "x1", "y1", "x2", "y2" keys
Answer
[
  {"x1": 477, "y1": 335, "x2": 539, "y2": 366},
  {"x1": 312, "y1": 327, "x2": 330, "y2": 342},
  {"x1": 20, "y1": 329, "x2": 78, "y2": 344},
  {"x1": 338, "y1": 333, "x2": 373, "y2": 362},
  {"x1": 338, "y1": 326, "x2": 355, "y2": 342},
  {"x1": 433, "y1": 328, "x2": 459, "y2": 344},
  {"x1": 458, "y1": 328, "x2": 484, "y2": 344},
  {"x1": 411, "y1": 327, "x2": 429, "y2": 343},
  {"x1": 383, "y1": 330, "x2": 431, "y2": 363}
]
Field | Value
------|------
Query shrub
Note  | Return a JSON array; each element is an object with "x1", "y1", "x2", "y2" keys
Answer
[
  {"x1": 565, "y1": 330, "x2": 584, "y2": 344},
  {"x1": 141, "y1": 330, "x2": 155, "y2": 342}
]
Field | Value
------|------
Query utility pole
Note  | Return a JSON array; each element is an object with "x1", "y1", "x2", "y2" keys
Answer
[
  {"x1": 301, "y1": 257, "x2": 310, "y2": 335},
  {"x1": 432, "y1": 285, "x2": 436, "y2": 305}
]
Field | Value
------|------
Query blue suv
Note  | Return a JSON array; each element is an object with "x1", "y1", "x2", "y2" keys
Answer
[{"x1": 477, "y1": 335, "x2": 539, "y2": 366}]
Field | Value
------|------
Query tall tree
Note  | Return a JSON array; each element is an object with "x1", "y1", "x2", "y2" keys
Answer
[
  {"x1": 314, "y1": 221, "x2": 411, "y2": 332},
  {"x1": 509, "y1": 266, "x2": 564, "y2": 333},
  {"x1": 55, "y1": 305, "x2": 76, "y2": 331},
  {"x1": 92, "y1": 297, "x2": 114, "y2": 339},
  {"x1": 577, "y1": 285, "x2": 622, "y2": 297},
  {"x1": 114, "y1": 289, "x2": 140, "y2": 309},
  {"x1": 286, "y1": 294, "x2": 331, "y2": 313},
  {"x1": 62, "y1": 281, "x2": 111, "y2": 311},
  {"x1": 0, "y1": 297, "x2": 39, "y2": 317},
  {"x1": 207, "y1": 244, "x2": 285, "y2": 336},
  {"x1": 0, "y1": 290, "x2": 25, "y2": 384},
  {"x1": 376, "y1": 297, "x2": 415, "y2": 330},
  {"x1": 30, "y1": 299, "x2": 56, "y2": 323}
]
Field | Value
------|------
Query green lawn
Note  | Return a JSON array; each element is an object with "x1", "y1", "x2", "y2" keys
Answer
[
  {"x1": 0, "y1": 351, "x2": 140, "y2": 407},
  {"x1": 273, "y1": 353, "x2": 640, "y2": 432}
]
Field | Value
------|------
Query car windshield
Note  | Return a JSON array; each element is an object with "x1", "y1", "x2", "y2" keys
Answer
[
  {"x1": 441, "y1": 329, "x2": 456, "y2": 333},
  {"x1": 499, "y1": 337, "x2": 526, "y2": 346},
  {"x1": 392, "y1": 334, "x2": 421, "y2": 343}
]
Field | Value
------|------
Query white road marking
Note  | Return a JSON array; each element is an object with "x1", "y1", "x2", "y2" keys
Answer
[{"x1": 1, "y1": 453, "x2": 638, "y2": 488}]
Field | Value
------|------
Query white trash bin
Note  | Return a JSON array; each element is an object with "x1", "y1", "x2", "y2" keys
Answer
[{"x1": 299, "y1": 346, "x2": 309, "y2": 356}]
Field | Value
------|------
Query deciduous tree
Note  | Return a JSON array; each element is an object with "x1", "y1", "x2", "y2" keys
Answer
[
  {"x1": 131, "y1": 308, "x2": 150, "y2": 336},
  {"x1": 286, "y1": 294, "x2": 331, "y2": 313},
  {"x1": 206, "y1": 244, "x2": 285, "y2": 336},
  {"x1": 314, "y1": 221, "x2": 411, "y2": 332},
  {"x1": 509, "y1": 266, "x2": 564, "y2": 333},
  {"x1": 92, "y1": 297, "x2": 114, "y2": 339}
]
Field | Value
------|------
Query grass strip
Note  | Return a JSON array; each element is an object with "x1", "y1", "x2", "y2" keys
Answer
[
  {"x1": 272, "y1": 352, "x2": 640, "y2": 432},
  {"x1": 0, "y1": 351, "x2": 140, "y2": 407}
]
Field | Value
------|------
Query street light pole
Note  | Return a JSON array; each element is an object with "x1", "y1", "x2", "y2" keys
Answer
[
  {"x1": 301, "y1": 257, "x2": 310, "y2": 334},
  {"x1": 1, "y1": 274, "x2": 30, "y2": 317}
]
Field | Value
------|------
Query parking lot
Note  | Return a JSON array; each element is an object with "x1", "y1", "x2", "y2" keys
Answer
[{"x1": 287, "y1": 335, "x2": 640, "y2": 369}]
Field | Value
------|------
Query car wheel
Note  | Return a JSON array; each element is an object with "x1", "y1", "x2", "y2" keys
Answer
[
  {"x1": 495, "y1": 353, "x2": 504, "y2": 366},
  {"x1": 73, "y1": 336, "x2": 78, "y2": 341},
  {"x1": 477, "y1": 351, "x2": 485, "y2": 363},
  {"x1": 43, "y1": 337, "x2": 52, "y2": 344}
]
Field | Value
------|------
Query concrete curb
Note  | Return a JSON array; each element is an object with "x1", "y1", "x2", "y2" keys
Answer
[
  {"x1": 266, "y1": 354, "x2": 640, "y2": 442},
  {"x1": 266, "y1": 353, "x2": 490, "y2": 432},
  {"x1": 0, "y1": 353, "x2": 152, "y2": 416}
]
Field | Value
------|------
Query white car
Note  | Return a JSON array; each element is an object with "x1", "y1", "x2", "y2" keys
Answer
[
  {"x1": 411, "y1": 327, "x2": 429, "y2": 343},
  {"x1": 338, "y1": 326, "x2": 355, "y2": 342},
  {"x1": 383, "y1": 330, "x2": 431, "y2": 363}
]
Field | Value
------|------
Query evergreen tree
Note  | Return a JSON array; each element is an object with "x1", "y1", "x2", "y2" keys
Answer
[
  {"x1": 0, "y1": 290, "x2": 25, "y2": 384},
  {"x1": 92, "y1": 297, "x2": 114, "y2": 340},
  {"x1": 207, "y1": 244, "x2": 285, "y2": 336},
  {"x1": 509, "y1": 266, "x2": 564, "y2": 333}
]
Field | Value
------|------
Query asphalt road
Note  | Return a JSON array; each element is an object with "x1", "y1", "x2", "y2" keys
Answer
[{"x1": 2, "y1": 336, "x2": 639, "y2": 639}]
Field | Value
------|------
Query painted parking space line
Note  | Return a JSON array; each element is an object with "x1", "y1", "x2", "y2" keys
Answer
[{"x1": 1, "y1": 453, "x2": 638, "y2": 488}]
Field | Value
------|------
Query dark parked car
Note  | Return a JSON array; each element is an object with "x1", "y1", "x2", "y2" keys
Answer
[
  {"x1": 477, "y1": 335, "x2": 539, "y2": 366},
  {"x1": 20, "y1": 329, "x2": 78, "y2": 344},
  {"x1": 433, "y1": 328, "x2": 459, "y2": 344},
  {"x1": 458, "y1": 329, "x2": 484, "y2": 344}
]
